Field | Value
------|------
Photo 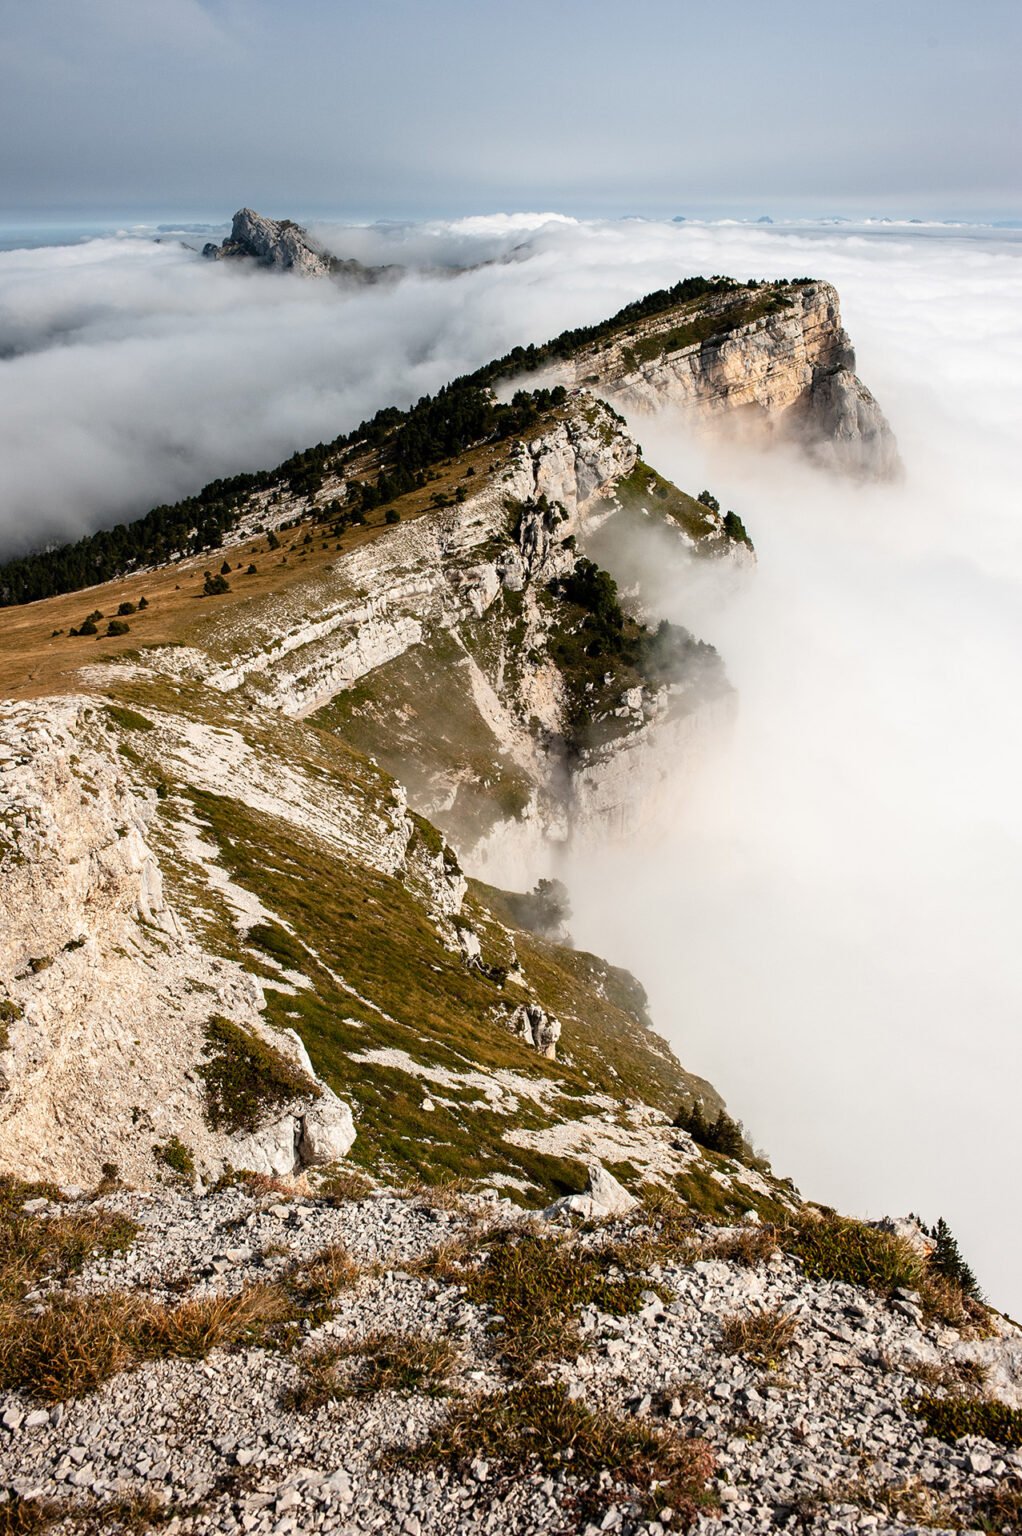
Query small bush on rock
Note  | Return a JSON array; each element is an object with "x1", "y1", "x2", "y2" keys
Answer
[
  {"x1": 913, "y1": 1392, "x2": 1022, "y2": 1447},
  {"x1": 199, "y1": 1015, "x2": 317, "y2": 1134}
]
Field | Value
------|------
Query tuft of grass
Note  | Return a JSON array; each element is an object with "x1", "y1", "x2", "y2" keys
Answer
[
  {"x1": 708, "y1": 1225, "x2": 779, "y2": 1267},
  {"x1": 0, "y1": 1494, "x2": 59, "y2": 1536},
  {"x1": 0, "y1": 1177, "x2": 138, "y2": 1305},
  {"x1": 290, "y1": 1330, "x2": 459, "y2": 1410},
  {"x1": 282, "y1": 1244, "x2": 359, "y2": 1315},
  {"x1": 414, "y1": 1380, "x2": 716, "y2": 1530},
  {"x1": 972, "y1": 1476, "x2": 1022, "y2": 1533},
  {"x1": 913, "y1": 1392, "x2": 1022, "y2": 1448},
  {"x1": 401, "y1": 1176, "x2": 474, "y2": 1212},
  {"x1": 719, "y1": 1306, "x2": 798, "y2": 1366},
  {"x1": 462, "y1": 1228, "x2": 648, "y2": 1372},
  {"x1": 199, "y1": 1015, "x2": 318, "y2": 1134},
  {"x1": 784, "y1": 1211, "x2": 923, "y2": 1294},
  {"x1": 905, "y1": 1356, "x2": 988, "y2": 1394},
  {"x1": 0, "y1": 1490, "x2": 182, "y2": 1536},
  {"x1": 0, "y1": 1283, "x2": 296, "y2": 1403},
  {"x1": 316, "y1": 1167, "x2": 374, "y2": 1203},
  {"x1": 783, "y1": 1211, "x2": 989, "y2": 1330}
]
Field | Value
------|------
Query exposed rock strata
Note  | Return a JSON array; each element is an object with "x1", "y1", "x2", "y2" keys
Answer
[{"x1": 549, "y1": 282, "x2": 900, "y2": 480}]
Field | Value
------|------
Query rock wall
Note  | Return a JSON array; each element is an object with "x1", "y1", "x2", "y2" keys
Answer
[
  {"x1": 551, "y1": 282, "x2": 900, "y2": 480},
  {"x1": 0, "y1": 695, "x2": 472, "y2": 1187}
]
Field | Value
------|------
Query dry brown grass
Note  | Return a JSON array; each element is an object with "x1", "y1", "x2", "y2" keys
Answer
[
  {"x1": 401, "y1": 1176, "x2": 475, "y2": 1212},
  {"x1": 0, "y1": 1488, "x2": 185, "y2": 1535},
  {"x1": 316, "y1": 1168, "x2": 374, "y2": 1203},
  {"x1": 0, "y1": 435, "x2": 500, "y2": 704},
  {"x1": 904, "y1": 1355, "x2": 988, "y2": 1394},
  {"x1": 282, "y1": 1244, "x2": 360, "y2": 1313},
  {"x1": 826, "y1": 1475, "x2": 961, "y2": 1530},
  {"x1": 708, "y1": 1225, "x2": 779, "y2": 1267},
  {"x1": 289, "y1": 1330, "x2": 460, "y2": 1411},
  {"x1": 0, "y1": 1178, "x2": 138, "y2": 1305},
  {"x1": 414, "y1": 1380, "x2": 716, "y2": 1530},
  {"x1": 719, "y1": 1305, "x2": 798, "y2": 1365},
  {"x1": 0, "y1": 1283, "x2": 296, "y2": 1403}
]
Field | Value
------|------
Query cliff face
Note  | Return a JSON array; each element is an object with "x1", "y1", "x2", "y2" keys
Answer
[{"x1": 547, "y1": 282, "x2": 900, "y2": 480}]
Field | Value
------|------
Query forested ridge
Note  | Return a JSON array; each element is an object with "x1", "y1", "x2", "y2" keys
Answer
[{"x1": 0, "y1": 273, "x2": 804, "y2": 607}]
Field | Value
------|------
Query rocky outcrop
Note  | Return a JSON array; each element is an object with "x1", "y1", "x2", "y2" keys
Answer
[
  {"x1": 202, "y1": 208, "x2": 379, "y2": 281},
  {"x1": 0, "y1": 695, "x2": 395, "y2": 1187},
  {"x1": 549, "y1": 282, "x2": 900, "y2": 480}
]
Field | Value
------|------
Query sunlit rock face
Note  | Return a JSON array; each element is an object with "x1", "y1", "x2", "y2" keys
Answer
[{"x1": 549, "y1": 281, "x2": 900, "y2": 480}]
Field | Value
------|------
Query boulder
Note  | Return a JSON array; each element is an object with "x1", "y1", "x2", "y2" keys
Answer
[
  {"x1": 299, "y1": 1092, "x2": 356, "y2": 1165},
  {"x1": 544, "y1": 1161, "x2": 637, "y2": 1221}
]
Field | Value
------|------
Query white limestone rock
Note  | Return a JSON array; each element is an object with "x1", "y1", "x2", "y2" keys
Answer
[
  {"x1": 299, "y1": 1093, "x2": 357, "y2": 1166},
  {"x1": 544, "y1": 1160, "x2": 638, "y2": 1221}
]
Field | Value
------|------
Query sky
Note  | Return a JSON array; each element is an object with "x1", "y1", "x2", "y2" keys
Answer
[{"x1": 2, "y1": 0, "x2": 1021, "y2": 221}]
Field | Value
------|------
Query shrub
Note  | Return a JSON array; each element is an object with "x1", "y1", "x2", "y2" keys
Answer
[
  {"x1": 245, "y1": 563, "x2": 257, "y2": 574},
  {"x1": 153, "y1": 1135, "x2": 195, "y2": 1181},
  {"x1": 116, "y1": 601, "x2": 136, "y2": 616},
  {"x1": 696, "y1": 490, "x2": 720, "y2": 513},
  {"x1": 105, "y1": 620, "x2": 130, "y2": 637},
  {"x1": 922, "y1": 1216, "x2": 982, "y2": 1300},
  {"x1": 384, "y1": 508, "x2": 401, "y2": 524},
  {"x1": 137, "y1": 595, "x2": 149, "y2": 609},
  {"x1": 913, "y1": 1392, "x2": 1022, "y2": 1447},
  {"x1": 77, "y1": 620, "x2": 98, "y2": 635},
  {"x1": 673, "y1": 1100, "x2": 745, "y2": 1157},
  {"x1": 202, "y1": 572, "x2": 230, "y2": 596},
  {"x1": 198, "y1": 1015, "x2": 318, "y2": 1134},
  {"x1": 220, "y1": 560, "x2": 232, "y2": 575}
]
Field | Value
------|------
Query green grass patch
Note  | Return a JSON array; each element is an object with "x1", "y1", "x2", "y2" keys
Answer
[
  {"x1": 104, "y1": 704, "x2": 155, "y2": 733},
  {"x1": 913, "y1": 1393, "x2": 1022, "y2": 1448}
]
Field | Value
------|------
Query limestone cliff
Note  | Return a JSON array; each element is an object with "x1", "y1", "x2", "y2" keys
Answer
[{"x1": 505, "y1": 280, "x2": 900, "y2": 480}]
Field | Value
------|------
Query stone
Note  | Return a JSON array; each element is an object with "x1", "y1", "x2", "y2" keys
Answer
[
  {"x1": 298, "y1": 1093, "x2": 357, "y2": 1166},
  {"x1": 544, "y1": 1161, "x2": 638, "y2": 1221}
]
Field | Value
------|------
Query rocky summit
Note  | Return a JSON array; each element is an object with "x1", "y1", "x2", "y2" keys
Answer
[
  {"x1": 0, "y1": 275, "x2": 1016, "y2": 1536},
  {"x1": 202, "y1": 209, "x2": 380, "y2": 282}
]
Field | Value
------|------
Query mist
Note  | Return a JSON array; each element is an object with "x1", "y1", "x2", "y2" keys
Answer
[{"x1": 2, "y1": 214, "x2": 1021, "y2": 1311}]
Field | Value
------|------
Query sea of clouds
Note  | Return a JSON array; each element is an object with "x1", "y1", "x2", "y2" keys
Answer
[{"x1": 1, "y1": 213, "x2": 1020, "y2": 1310}]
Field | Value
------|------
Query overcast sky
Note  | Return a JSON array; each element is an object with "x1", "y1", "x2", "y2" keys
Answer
[{"x1": 3, "y1": 0, "x2": 1020, "y2": 221}]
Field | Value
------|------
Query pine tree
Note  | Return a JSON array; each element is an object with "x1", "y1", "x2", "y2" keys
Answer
[{"x1": 928, "y1": 1217, "x2": 982, "y2": 1300}]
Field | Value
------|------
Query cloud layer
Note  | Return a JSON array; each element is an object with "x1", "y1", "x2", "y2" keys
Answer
[{"x1": 2, "y1": 214, "x2": 1022, "y2": 1311}]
